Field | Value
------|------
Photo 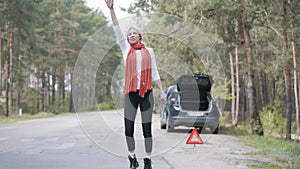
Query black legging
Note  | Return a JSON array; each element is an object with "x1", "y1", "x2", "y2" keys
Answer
[{"x1": 124, "y1": 90, "x2": 153, "y2": 154}]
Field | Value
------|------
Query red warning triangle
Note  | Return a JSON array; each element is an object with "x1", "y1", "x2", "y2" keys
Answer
[{"x1": 186, "y1": 128, "x2": 204, "y2": 144}]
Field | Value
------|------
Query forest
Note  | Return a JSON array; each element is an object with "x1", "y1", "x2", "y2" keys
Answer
[{"x1": 0, "y1": 0, "x2": 299, "y2": 140}]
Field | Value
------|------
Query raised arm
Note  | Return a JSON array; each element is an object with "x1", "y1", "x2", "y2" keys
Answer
[
  {"x1": 105, "y1": 0, "x2": 129, "y2": 58},
  {"x1": 105, "y1": 0, "x2": 119, "y2": 26}
]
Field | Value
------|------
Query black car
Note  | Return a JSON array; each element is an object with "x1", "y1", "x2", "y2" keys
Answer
[{"x1": 160, "y1": 74, "x2": 220, "y2": 133}]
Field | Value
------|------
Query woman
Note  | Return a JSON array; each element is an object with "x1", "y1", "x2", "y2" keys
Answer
[{"x1": 105, "y1": 0, "x2": 165, "y2": 169}]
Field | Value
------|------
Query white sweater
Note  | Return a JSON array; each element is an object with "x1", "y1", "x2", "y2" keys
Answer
[{"x1": 113, "y1": 25, "x2": 160, "y2": 89}]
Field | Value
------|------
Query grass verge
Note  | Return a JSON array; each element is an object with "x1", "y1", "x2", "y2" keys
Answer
[
  {"x1": 220, "y1": 125, "x2": 300, "y2": 169},
  {"x1": 0, "y1": 112, "x2": 72, "y2": 125},
  {"x1": 244, "y1": 134, "x2": 300, "y2": 168}
]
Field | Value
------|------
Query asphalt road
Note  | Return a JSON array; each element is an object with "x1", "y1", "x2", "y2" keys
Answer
[{"x1": 0, "y1": 110, "x2": 268, "y2": 169}]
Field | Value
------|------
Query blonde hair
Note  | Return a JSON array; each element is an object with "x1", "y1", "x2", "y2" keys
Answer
[
  {"x1": 127, "y1": 27, "x2": 142, "y2": 42},
  {"x1": 127, "y1": 27, "x2": 141, "y2": 36}
]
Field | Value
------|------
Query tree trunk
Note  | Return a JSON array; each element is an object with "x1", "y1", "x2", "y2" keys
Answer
[
  {"x1": 0, "y1": 31, "x2": 2, "y2": 96},
  {"x1": 52, "y1": 68, "x2": 56, "y2": 105},
  {"x1": 7, "y1": 15, "x2": 13, "y2": 115},
  {"x1": 36, "y1": 77, "x2": 40, "y2": 113},
  {"x1": 238, "y1": 0, "x2": 263, "y2": 135},
  {"x1": 290, "y1": 1, "x2": 299, "y2": 138},
  {"x1": 298, "y1": 76, "x2": 300, "y2": 138},
  {"x1": 284, "y1": 68, "x2": 292, "y2": 140},
  {"x1": 42, "y1": 72, "x2": 47, "y2": 112},
  {"x1": 254, "y1": 30, "x2": 266, "y2": 109},
  {"x1": 69, "y1": 73, "x2": 73, "y2": 112},
  {"x1": 244, "y1": 28, "x2": 259, "y2": 134},
  {"x1": 5, "y1": 61, "x2": 9, "y2": 117},
  {"x1": 257, "y1": 69, "x2": 266, "y2": 106},
  {"x1": 233, "y1": 18, "x2": 241, "y2": 125},
  {"x1": 263, "y1": 72, "x2": 269, "y2": 104},
  {"x1": 282, "y1": 0, "x2": 292, "y2": 140},
  {"x1": 270, "y1": 78, "x2": 276, "y2": 103},
  {"x1": 58, "y1": 67, "x2": 61, "y2": 101},
  {"x1": 16, "y1": 90, "x2": 20, "y2": 115},
  {"x1": 228, "y1": 43, "x2": 236, "y2": 126},
  {"x1": 62, "y1": 68, "x2": 65, "y2": 101},
  {"x1": 235, "y1": 44, "x2": 240, "y2": 126},
  {"x1": 47, "y1": 72, "x2": 51, "y2": 106},
  {"x1": 59, "y1": 71, "x2": 65, "y2": 102},
  {"x1": 292, "y1": 31, "x2": 299, "y2": 138},
  {"x1": 241, "y1": 73, "x2": 248, "y2": 122},
  {"x1": 298, "y1": 75, "x2": 300, "y2": 138}
]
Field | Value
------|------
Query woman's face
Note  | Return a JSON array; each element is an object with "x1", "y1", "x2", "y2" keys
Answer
[{"x1": 127, "y1": 28, "x2": 141, "y2": 44}]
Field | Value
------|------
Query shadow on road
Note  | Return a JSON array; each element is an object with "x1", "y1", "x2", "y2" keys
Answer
[{"x1": 166, "y1": 127, "x2": 215, "y2": 134}]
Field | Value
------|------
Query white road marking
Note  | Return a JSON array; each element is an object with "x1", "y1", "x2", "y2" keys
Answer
[
  {"x1": 0, "y1": 137, "x2": 9, "y2": 141},
  {"x1": 46, "y1": 143, "x2": 76, "y2": 149}
]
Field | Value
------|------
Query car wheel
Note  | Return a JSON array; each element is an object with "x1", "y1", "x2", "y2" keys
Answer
[
  {"x1": 197, "y1": 127, "x2": 203, "y2": 133},
  {"x1": 161, "y1": 123, "x2": 166, "y2": 129},
  {"x1": 212, "y1": 125, "x2": 219, "y2": 134},
  {"x1": 166, "y1": 115, "x2": 174, "y2": 132},
  {"x1": 160, "y1": 107, "x2": 167, "y2": 129}
]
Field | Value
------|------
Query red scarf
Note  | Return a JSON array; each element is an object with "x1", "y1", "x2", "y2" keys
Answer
[{"x1": 124, "y1": 43, "x2": 152, "y2": 98}]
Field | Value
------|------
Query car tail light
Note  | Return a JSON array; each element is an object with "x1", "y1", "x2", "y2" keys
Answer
[
  {"x1": 170, "y1": 98, "x2": 178, "y2": 104},
  {"x1": 171, "y1": 117, "x2": 178, "y2": 121}
]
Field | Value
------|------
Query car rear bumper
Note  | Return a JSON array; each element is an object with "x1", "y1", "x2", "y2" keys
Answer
[{"x1": 169, "y1": 115, "x2": 219, "y2": 128}]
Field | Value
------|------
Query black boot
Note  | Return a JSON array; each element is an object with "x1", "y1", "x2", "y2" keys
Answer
[
  {"x1": 128, "y1": 155, "x2": 139, "y2": 169},
  {"x1": 143, "y1": 158, "x2": 152, "y2": 169}
]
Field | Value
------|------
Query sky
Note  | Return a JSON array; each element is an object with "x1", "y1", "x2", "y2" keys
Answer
[{"x1": 84, "y1": 0, "x2": 132, "y2": 19}]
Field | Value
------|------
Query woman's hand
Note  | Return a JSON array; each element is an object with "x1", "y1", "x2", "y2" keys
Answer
[
  {"x1": 105, "y1": 0, "x2": 114, "y2": 9},
  {"x1": 104, "y1": 0, "x2": 118, "y2": 25},
  {"x1": 160, "y1": 91, "x2": 166, "y2": 104}
]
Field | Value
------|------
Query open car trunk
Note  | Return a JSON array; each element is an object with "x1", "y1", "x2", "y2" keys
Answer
[{"x1": 177, "y1": 74, "x2": 213, "y2": 111}]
